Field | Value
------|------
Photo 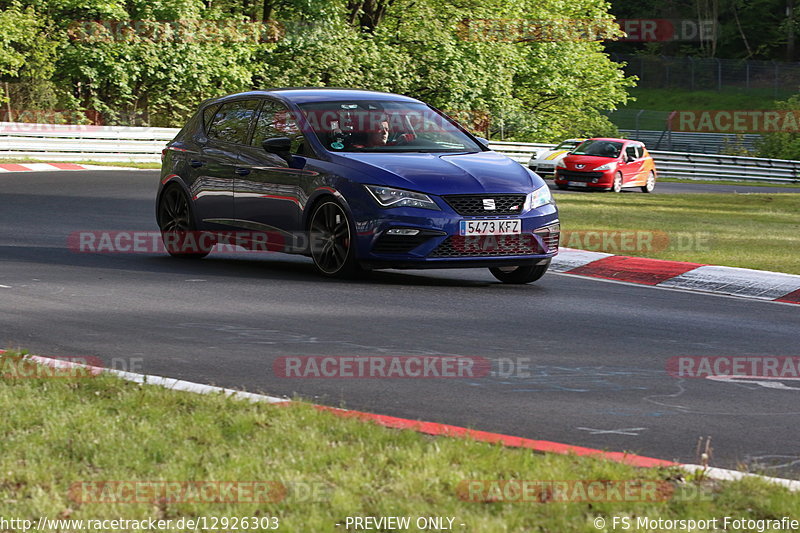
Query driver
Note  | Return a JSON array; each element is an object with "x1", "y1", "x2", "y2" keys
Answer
[
  {"x1": 351, "y1": 115, "x2": 392, "y2": 148},
  {"x1": 368, "y1": 118, "x2": 391, "y2": 146}
]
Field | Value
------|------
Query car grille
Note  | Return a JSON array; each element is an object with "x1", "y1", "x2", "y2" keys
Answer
[
  {"x1": 442, "y1": 194, "x2": 526, "y2": 216},
  {"x1": 539, "y1": 231, "x2": 559, "y2": 253},
  {"x1": 557, "y1": 170, "x2": 604, "y2": 182},
  {"x1": 428, "y1": 235, "x2": 544, "y2": 257},
  {"x1": 371, "y1": 234, "x2": 433, "y2": 254}
]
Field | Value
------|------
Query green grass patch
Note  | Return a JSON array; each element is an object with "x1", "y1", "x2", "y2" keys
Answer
[
  {"x1": 1, "y1": 351, "x2": 798, "y2": 531},
  {"x1": 0, "y1": 158, "x2": 160, "y2": 169},
  {"x1": 556, "y1": 193, "x2": 800, "y2": 274},
  {"x1": 622, "y1": 88, "x2": 791, "y2": 113}
]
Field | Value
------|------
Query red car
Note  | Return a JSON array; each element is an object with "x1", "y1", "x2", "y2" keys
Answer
[{"x1": 554, "y1": 138, "x2": 657, "y2": 193}]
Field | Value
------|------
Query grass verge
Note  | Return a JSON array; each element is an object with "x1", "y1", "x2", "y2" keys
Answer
[
  {"x1": 556, "y1": 193, "x2": 800, "y2": 274},
  {"x1": 1, "y1": 351, "x2": 799, "y2": 532},
  {"x1": 0, "y1": 158, "x2": 159, "y2": 169},
  {"x1": 621, "y1": 88, "x2": 792, "y2": 113}
]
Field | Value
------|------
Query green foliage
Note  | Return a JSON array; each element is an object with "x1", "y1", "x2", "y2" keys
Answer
[
  {"x1": 0, "y1": 0, "x2": 634, "y2": 138},
  {"x1": 757, "y1": 95, "x2": 800, "y2": 160},
  {"x1": 0, "y1": 3, "x2": 59, "y2": 105}
]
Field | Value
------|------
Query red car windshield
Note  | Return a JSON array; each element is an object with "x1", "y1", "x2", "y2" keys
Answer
[
  {"x1": 572, "y1": 140, "x2": 624, "y2": 158},
  {"x1": 297, "y1": 101, "x2": 483, "y2": 153}
]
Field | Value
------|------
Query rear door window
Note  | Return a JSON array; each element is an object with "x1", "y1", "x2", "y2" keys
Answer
[
  {"x1": 202, "y1": 104, "x2": 220, "y2": 134},
  {"x1": 207, "y1": 100, "x2": 259, "y2": 144},
  {"x1": 625, "y1": 145, "x2": 638, "y2": 160}
]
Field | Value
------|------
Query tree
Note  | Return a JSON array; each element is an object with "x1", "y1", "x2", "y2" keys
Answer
[
  {"x1": 757, "y1": 95, "x2": 800, "y2": 159},
  {"x1": 1, "y1": 0, "x2": 634, "y2": 138},
  {"x1": 0, "y1": 3, "x2": 59, "y2": 116}
]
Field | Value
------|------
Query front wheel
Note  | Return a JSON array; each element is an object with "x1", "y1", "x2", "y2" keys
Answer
[
  {"x1": 489, "y1": 262, "x2": 550, "y2": 284},
  {"x1": 555, "y1": 182, "x2": 568, "y2": 190},
  {"x1": 611, "y1": 172, "x2": 623, "y2": 193},
  {"x1": 641, "y1": 171, "x2": 656, "y2": 193},
  {"x1": 309, "y1": 200, "x2": 362, "y2": 278}
]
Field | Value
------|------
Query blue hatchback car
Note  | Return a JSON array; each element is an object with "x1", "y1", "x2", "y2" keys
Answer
[{"x1": 157, "y1": 89, "x2": 559, "y2": 283}]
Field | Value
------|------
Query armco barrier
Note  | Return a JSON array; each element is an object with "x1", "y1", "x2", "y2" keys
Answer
[
  {"x1": 490, "y1": 141, "x2": 800, "y2": 183},
  {"x1": 0, "y1": 122, "x2": 175, "y2": 163},
  {"x1": 1, "y1": 122, "x2": 799, "y2": 182}
]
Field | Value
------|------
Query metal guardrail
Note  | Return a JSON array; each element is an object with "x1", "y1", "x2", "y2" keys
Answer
[
  {"x1": 1, "y1": 123, "x2": 798, "y2": 182},
  {"x1": 489, "y1": 141, "x2": 800, "y2": 183},
  {"x1": 618, "y1": 129, "x2": 763, "y2": 154},
  {"x1": 0, "y1": 122, "x2": 175, "y2": 162}
]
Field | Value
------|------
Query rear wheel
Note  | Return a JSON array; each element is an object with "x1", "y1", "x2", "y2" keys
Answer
[
  {"x1": 641, "y1": 171, "x2": 655, "y2": 193},
  {"x1": 157, "y1": 186, "x2": 211, "y2": 258},
  {"x1": 611, "y1": 172, "x2": 623, "y2": 193},
  {"x1": 309, "y1": 200, "x2": 361, "y2": 278},
  {"x1": 489, "y1": 262, "x2": 550, "y2": 284}
]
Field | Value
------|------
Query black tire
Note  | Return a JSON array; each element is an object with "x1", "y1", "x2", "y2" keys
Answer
[
  {"x1": 157, "y1": 185, "x2": 211, "y2": 259},
  {"x1": 309, "y1": 200, "x2": 362, "y2": 278},
  {"x1": 555, "y1": 182, "x2": 568, "y2": 190},
  {"x1": 641, "y1": 171, "x2": 655, "y2": 193},
  {"x1": 611, "y1": 172, "x2": 623, "y2": 193},
  {"x1": 489, "y1": 262, "x2": 550, "y2": 284}
]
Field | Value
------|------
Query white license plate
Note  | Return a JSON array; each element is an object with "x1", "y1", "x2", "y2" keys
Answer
[
  {"x1": 459, "y1": 219, "x2": 521, "y2": 236},
  {"x1": 568, "y1": 181, "x2": 588, "y2": 187}
]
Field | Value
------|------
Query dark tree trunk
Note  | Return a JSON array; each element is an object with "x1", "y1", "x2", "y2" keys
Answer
[{"x1": 348, "y1": 0, "x2": 392, "y2": 31}]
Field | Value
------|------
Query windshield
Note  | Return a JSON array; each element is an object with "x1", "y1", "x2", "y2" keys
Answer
[
  {"x1": 297, "y1": 100, "x2": 483, "y2": 153},
  {"x1": 571, "y1": 139, "x2": 624, "y2": 158},
  {"x1": 555, "y1": 140, "x2": 581, "y2": 151}
]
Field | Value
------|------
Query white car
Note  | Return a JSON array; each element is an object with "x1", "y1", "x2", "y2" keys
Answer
[{"x1": 528, "y1": 139, "x2": 585, "y2": 177}]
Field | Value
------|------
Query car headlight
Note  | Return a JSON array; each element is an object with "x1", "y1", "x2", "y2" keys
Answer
[
  {"x1": 364, "y1": 185, "x2": 440, "y2": 210},
  {"x1": 556, "y1": 159, "x2": 567, "y2": 169},
  {"x1": 593, "y1": 162, "x2": 616, "y2": 171},
  {"x1": 524, "y1": 184, "x2": 554, "y2": 211}
]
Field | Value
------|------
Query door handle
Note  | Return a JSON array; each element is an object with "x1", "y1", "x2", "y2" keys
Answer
[
  {"x1": 234, "y1": 168, "x2": 251, "y2": 176},
  {"x1": 189, "y1": 159, "x2": 204, "y2": 168}
]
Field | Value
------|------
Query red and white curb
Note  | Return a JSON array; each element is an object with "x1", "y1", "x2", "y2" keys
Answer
[
  {"x1": 0, "y1": 162, "x2": 140, "y2": 172},
  {"x1": 552, "y1": 248, "x2": 800, "y2": 305},
  {"x1": 5, "y1": 351, "x2": 799, "y2": 492}
]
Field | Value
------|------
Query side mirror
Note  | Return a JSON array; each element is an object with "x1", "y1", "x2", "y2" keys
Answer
[
  {"x1": 262, "y1": 137, "x2": 292, "y2": 163},
  {"x1": 475, "y1": 136, "x2": 490, "y2": 149}
]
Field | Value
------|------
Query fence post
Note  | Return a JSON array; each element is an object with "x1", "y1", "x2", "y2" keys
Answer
[
  {"x1": 636, "y1": 109, "x2": 644, "y2": 140},
  {"x1": 716, "y1": 58, "x2": 722, "y2": 90},
  {"x1": 773, "y1": 60, "x2": 779, "y2": 98},
  {"x1": 640, "y1": 56, "x2": 645, "y2": 85},
  {"x1": 746, "y1": 61, "x2": 750, "y2": 89}
]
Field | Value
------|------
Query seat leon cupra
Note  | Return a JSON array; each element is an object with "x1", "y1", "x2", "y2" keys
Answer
[{"x1": 157, "y1": 89, "x2": 560, "y2": 283}]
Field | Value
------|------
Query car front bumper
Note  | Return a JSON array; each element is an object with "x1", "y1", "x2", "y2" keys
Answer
[
  {"x1": 350, "y1": 200, "x2": 560, "y2": 268},
  {"x1": 554, "y1": 169, "x2": 614, "y2": 188}
]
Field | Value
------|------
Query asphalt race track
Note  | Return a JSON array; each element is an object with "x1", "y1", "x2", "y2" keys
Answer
[{"x1": 2, "y1": 170, "x2": 799, "y2": 475}]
